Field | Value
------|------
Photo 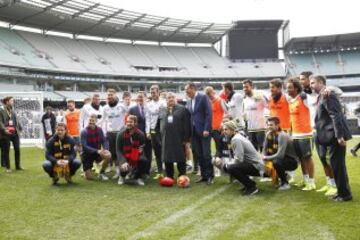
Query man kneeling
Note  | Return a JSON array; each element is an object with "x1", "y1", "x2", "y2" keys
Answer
[
  {"x1": 263, "y1": 117, "x2": 299, "y2": 190},
  {"x1": 81, "y1": 114, "x2": 111, "y2": 181},
  {"x1": 42, "y1": 123, "x2": 81, "y2": 185},
  {"x1": 116, "y1": 115, "x2": 146, "y2": 186},
  {"x1": 213, "y1": 121, "x2": 266, "y2": 196}
]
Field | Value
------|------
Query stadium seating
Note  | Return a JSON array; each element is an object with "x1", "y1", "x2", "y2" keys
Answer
[{"x1": 0, "y1": 27, "x2": 285, "y2": 78}]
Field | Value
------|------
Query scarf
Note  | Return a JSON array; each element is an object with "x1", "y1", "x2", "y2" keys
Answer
[
  {"x1": 120, "y1": 128, "x2": 142, "y2": 167},
  {"x1": 265, "y1": 131, "x2": 279, "y2": 185},
  {"x1": 86, "y1": 126, "x2": 102, "y2": 150},
  {"x1": 265, "y1": 131, "x2": 279, "y2": 155}
]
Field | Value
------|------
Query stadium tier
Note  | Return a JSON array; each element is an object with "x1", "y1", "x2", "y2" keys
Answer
[
  {"x1": 285, "y1": 33, "x2": 360, "y2": 80},
  {"x1": 0, "y1": 27, "x2": 285, "y2": 78}
]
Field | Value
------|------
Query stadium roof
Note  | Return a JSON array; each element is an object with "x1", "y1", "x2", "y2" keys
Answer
[
  {"x1": 284, "y1": 32, "x2": 360, "y2": 52},
  {"x1": 232, "y1": 20, "x2": 287, "y2": 32},
  {"x1": 0, "y1": 0, "x2": 234, "y2": 43}
]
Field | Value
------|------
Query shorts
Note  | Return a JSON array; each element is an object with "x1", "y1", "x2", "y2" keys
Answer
[
  {"x1": 293, "y1": 138, "x2": 313, "y2": 161},
  {"x1": 81, "y1": 153, "x2": 102, "y2": 171}
]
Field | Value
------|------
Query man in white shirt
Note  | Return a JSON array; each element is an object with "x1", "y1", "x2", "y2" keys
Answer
[
  {"x1": 145, "y1": 85, "x2": 166, "y2": 174},
  {"x1": 80, "y1": 94, "x2": 103, "y2": 131},
  {"x1": 222, "y1": 81, "x2": 244, "y2": 126},
  {"x1": 242, "y1": 79, "x2": 267, "y2": 152},
  {"x1": 102, "y1": 89, "x2": 127, "y2": 178}
]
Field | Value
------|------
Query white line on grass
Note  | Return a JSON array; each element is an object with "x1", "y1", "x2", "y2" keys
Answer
[{"x1": 128, "y1": 185, "x2": 230, "y2": 240}]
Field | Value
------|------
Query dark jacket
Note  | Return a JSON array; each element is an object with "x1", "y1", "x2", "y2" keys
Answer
[
  {"x1": 45, "y1": 134, "x2": 76, "y2": 164},
  {"x1": 159, "y1": 104, "x2": 191, "y2": 163},
  {"x1": 186, "y1": 92, "x2": 212, "y2": 135},
  {"x1": 128, "y1": 105, "x2": 146, "y2": 133},
  {"x1": 41, "y1": 112, "x2": 56, "y2": 140},
  {"x1": 80, "y1": 126, "x2": 108, "y2": 156},
  {"x1": 0, "y1": 106, "x2": 22, "y2": 140},
  {"x1": 315, "y1": 92, "x2": 352, "y2": 145}
]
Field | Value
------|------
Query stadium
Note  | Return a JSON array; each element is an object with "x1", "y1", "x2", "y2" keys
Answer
[{"x1": 0, "y1": 0, "x2": 359, "y2": 239}]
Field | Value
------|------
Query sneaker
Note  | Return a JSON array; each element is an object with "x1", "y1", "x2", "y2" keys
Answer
[
  {"x1": 153, "y1": 173, "x2": 163, "y2": 180},
  {"x1": 99, "y1": 173, "x2": 109, "y2": 181},
  {"x1": 350, "y1": 149, "x2": 357, "y2": 157},
  {"x1": 242, "y1": 187, "x2": 259, "y2": 196},
  {"x1": 324, "y1": 186, "x2": 337, "y2": 197},
  {"x1": 117, "y1": 177, "x2": 125, "y2": 185},
  {"x1": 5, "y1": 168, "x2": 12, "y2": 173},
  {"x1": 302, "y1": 182, "x2": 316, "y2": 191},
  {"x1": 105, "y1": 166, "x2": 112, "y2": 173},
  {"x1": 294, "y1": 181, "x2": 305, "y2": 187},
  {"x1": 136, "y1": 178, "x2": 145, "y2": 186},
  {"x1": 186, "y1": 164, "x2": 193, "y2": 173},
  {"x1": 112, "y1": 173, "x2": 120, "y2": 180},
  {"x1": 278, "y1": 183, "x2": 291, "y2": 191},
  {"x1": 288, "y1": 176, "x2": 295, "y2": 184},
  {"x1": 259, "y1": 177, "x2": 272, "y2": 182},
  {"x1": 316, "y1": 185, "x2": 330, "y2": 192}
]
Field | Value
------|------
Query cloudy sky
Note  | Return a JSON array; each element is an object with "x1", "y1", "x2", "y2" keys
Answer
[{"x1": 101, "y1": 0, "x2": 359, "y2": 38}]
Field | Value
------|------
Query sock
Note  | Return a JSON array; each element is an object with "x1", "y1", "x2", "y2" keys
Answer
[
  {"x1": 115, "y1": 167, "x2": 120, "y2": 175},
  {"x1": 303, "y1": 174, "x2": 310, "y2": 183},
  {"x1": 329, "y1": 178, "x2": 336, "y2": 187},
  {"x1": 308, "y1": 178, "x2": 315, "y2": 184}
]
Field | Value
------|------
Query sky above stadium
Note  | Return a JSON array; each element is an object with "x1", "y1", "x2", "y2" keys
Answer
[{"x1": 101, "y1": 0, "x2": 359, "y2": 38}]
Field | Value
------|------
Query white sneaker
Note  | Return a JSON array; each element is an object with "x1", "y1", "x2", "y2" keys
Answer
[
  {"x1": 112, "y1": 173, "x2": 119, "y2": 180},
  {"x1": 105, "y1": 166, "x2": 112, "y2": 173},
  {"x1": 260, "y1": 177, "x2": 272, "y2": 182},
  {"x1": 278, "y1": 183, "x2": 291, "y2": 191},
  {"x1": 117, "y1": 177, "x2": 124, "y2": 185},
  {"x1": 136, "y1": 178, "x2": 145, "y2": 186},
  {"x1": 99, "y1": 173, "x2": 109, "y2": 181}
]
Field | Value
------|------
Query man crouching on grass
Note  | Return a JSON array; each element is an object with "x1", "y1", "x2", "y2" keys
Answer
[
  {"x1": 80, "y1": 114, "x2": 111, "y2": 181},
  {"x1": 213, "y1": 121, "x2": 266, "y2": 196},
  {"x1": 116, "y1": 115, "x2": 146, "y2": 186},
  {"x1": 42, "y1": 123, "x2": 81, "y2": 185}
]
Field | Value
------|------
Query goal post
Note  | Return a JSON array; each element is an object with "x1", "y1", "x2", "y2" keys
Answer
[{"x1": 0, "y1": 92, "x2": 44, "y2": 148}]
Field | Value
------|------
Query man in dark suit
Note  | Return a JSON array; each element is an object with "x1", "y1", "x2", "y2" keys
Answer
[
  {"x1": 311, "y1": 75, "x2": 353, "y2": 202},
  {"x1": 185, "y1": 82, "x2": 213, "y2": 184},
  {"x1": 128, "y1": 92, "x2": 152, "y2": 175}
]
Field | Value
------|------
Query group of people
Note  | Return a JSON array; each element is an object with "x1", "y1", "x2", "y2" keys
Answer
[{"x1": 1, "y1": 71, "x2": 354, "y2": 202}]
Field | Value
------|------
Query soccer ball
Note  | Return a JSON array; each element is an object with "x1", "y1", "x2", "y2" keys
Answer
[
  {"x1": 159, "y1": 176, "x2": 174, "y2": 187},
  {"x1": 177, "y1": 175, "x2": 190, "y2": 188}
]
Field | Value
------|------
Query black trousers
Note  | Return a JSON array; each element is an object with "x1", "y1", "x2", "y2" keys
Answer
[
  {"x1": 150, "y1": 130, "x2": 163, "y2": 172},
  {"x1": 120, "y1": 158, "x2": 147, "y2": 179},
  {"x1": 165, "y1": 162, "x2": 186, "y2": 179},
  {"x1": 211, "y1": 129, "x2": 222, "y2": 156},
  {"x1": 273, "y1": 156, "x2": 298, "y2": 184},
  {"x1": 192, "y1": 130, "x2": 213, "y2": 179},
  {"x1": 42, "y1": 159, "x2": 81, "y2": 178},
  {"x1": 224, "y1": 162, "x2": 260, "y2": 189},
  {"x1": 248, "y1": 131, "x2": 265, "y2": 152},
  {"x1": 144, "y1": 138, "x2": 153, "y2": 174},
  {"x1": 107, "y1": 131, "x2": 119, "y2": 164},
  {"x1": 2, "y1": 134, "x2": 21, "y2": 169},
  {"x1": 327, "y1": 139, "x2": 352, "y2": 198}
]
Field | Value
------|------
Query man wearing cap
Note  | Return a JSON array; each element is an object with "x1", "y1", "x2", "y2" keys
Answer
[{"x1": 213, "y1": 120, "x2": 266, "y2": 196}]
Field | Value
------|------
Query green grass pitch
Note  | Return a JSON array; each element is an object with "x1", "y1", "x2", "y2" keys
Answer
[{"x1": 0, "y1": 139, "x2": 359, "y2": 240}]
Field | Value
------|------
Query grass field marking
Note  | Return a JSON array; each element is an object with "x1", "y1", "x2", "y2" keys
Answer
[{"x1": 128, "y1": 185, "x2": 230, "y2": 240}]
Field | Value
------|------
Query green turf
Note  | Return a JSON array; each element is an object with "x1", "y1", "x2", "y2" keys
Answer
[{"x1": 0, "y1": 139, "x2": 360, "y2": 240}]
